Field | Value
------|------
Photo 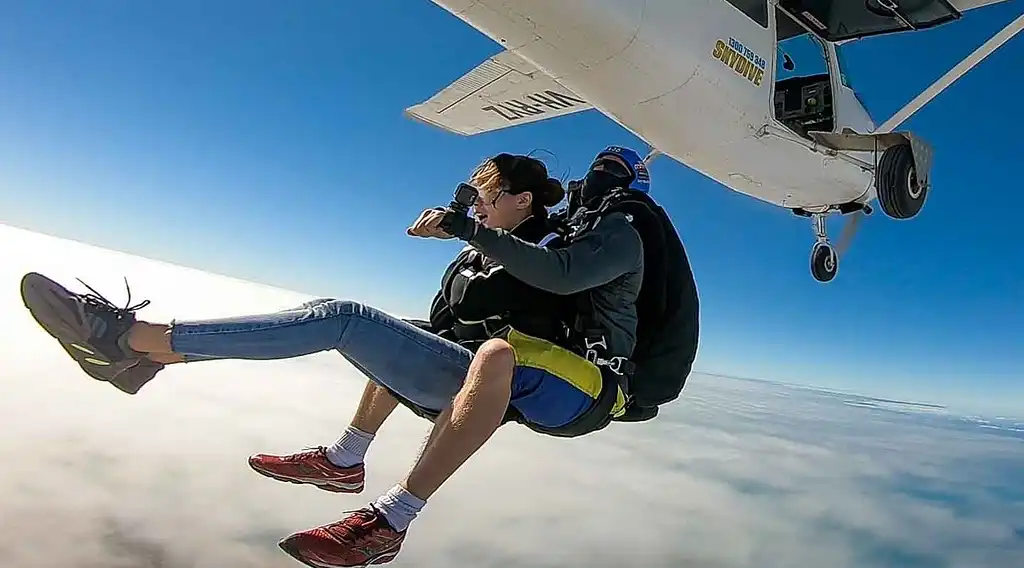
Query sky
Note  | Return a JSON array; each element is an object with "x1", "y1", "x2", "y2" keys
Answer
[
  {"x1": 1, "y1": 224, "x2": 1021, "y2": 568},
  {"x1": 0, "y1": 0, "x2": 1021, "y2": 415}
]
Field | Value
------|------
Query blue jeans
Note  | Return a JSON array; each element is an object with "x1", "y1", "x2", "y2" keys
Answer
[{"x1": 169, "y1": 299, "x2": 597, "y2": 427}]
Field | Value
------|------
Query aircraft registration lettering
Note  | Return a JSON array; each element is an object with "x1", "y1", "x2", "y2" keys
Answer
[
  {"x1": 712, "y1": 37, "x2": 766, "y2": 87},
  {"x1": 481, "y1": 90, "x2": 587, "y2": 122}
]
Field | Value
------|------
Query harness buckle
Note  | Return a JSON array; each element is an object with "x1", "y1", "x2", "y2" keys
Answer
[
  {"x1": 603, "y1": 356, "x2": 628, "y2": 376},
  {"x1": 581, "y1": 335, "x2": 629, "y2": 376},
  {"x1": 583, "y1": 335, "x2": 607, "y2": 365}
]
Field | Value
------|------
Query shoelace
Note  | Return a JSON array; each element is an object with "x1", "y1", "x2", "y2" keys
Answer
[
  {"x1": 322, "y1": 508, "x2": 388, "y2": 543},
  {"x1": 74, "y1": 276, "x2": 151, "y2": 316},
  {"x1": 281, "y1": 446, "x2": 327, "y2": 462}
]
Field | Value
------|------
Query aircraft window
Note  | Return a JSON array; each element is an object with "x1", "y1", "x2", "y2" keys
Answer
[
  {"x1": 724, "y1": 0, "x2": 768, "y2": 28},
  {"x1": 776, "y1": 34, "x2": 828, "y2": 81}
]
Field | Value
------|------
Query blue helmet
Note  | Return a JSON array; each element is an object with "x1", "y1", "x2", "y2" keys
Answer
[{"x1": 593, "y1": 145, "x2": 651, "y2": 193}]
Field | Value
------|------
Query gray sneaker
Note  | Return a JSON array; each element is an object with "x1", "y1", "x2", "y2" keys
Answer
[
  {"x1": 111, "y1": 358, "x2": 166, "y2": 395},
  {"x1": 20, "y1": 271, "x2": 162, "y2": 393}
]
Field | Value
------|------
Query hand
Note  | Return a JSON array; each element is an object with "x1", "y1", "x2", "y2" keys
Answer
[{"x1": 407, "y1": 208, "x2": 455, "y2": 239}]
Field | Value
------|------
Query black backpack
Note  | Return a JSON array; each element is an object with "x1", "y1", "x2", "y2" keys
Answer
[{"x1": 562, "y1": 189, "x2": 700, "y2": 422}]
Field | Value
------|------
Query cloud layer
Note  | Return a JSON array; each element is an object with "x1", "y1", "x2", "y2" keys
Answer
[{"x1": 1, "y1": 224, "x2": 1021, "y2": 568}]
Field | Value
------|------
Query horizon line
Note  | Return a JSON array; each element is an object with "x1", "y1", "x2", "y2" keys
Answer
[{"x1": 4, "y1": 220, "x2": 1010, "y2": 420}]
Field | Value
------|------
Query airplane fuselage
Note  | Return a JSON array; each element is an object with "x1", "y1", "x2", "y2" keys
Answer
[{"x1": 430, "y1": 0, "x2": 876, "y2": 210}]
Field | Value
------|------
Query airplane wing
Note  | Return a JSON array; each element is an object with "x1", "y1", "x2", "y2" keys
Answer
[
  {"x1": 949, "y1": 0, "x2": 1014, "y2": 12},
  {"x1": 404, "y1": 50, "x2": 593, "y2": 136}
]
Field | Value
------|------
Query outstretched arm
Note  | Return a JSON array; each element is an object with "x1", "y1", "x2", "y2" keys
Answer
[{"x1": 467, "y1": 212, "x2": 643, "y2": 295}]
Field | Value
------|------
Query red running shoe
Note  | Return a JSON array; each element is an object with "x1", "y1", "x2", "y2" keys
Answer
[
  {"x1": 278, "y1": 506, "x2": 405, "y2": 567},
  {"x1": 248, "y1": 447, "x2": 364, "y2": 494}
]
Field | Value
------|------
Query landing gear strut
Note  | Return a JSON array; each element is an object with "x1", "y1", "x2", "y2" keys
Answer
[
  {"x1": 801, "y1": 142, "x2": 924, "y2": 283},
  {"x1": 809, "y1": 213, "x2": 838, "y2": 283}
]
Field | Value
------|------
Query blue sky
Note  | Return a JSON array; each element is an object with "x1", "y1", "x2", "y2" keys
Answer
[{"x1": 0, "y1": 0, "x2": 1021, "y2": 415}]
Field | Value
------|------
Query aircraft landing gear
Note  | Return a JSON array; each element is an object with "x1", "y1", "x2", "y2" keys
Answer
[
  {"x1": 793, "y1": 201, "x2": 870, "y2": 283},
  {"x1": 809, "y1": 213, "x2": 838, "y2": 283},
  {"x1": 876, "y1": 142, "x2": 927, "y2": 220},
  {"x1": 811, "y1": 242, "x2": 838, "y2": 282}
]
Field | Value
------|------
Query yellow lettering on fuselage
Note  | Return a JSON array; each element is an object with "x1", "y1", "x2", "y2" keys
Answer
[{"x1": 712, "y1": 38, "x2": 764, "y2": 87}]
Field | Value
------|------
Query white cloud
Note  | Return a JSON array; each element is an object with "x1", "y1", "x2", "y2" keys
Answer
[{"x1": 0, "y1": 224, "x2": 1021, "y2": 568}]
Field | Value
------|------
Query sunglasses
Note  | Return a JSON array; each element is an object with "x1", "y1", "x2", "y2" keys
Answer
[{"x1": 590, "y1": 156, "x2": 632, "y2": 179}]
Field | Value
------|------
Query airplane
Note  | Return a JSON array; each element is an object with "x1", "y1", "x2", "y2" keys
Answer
[{"x1": 404, "y1": 0, "x2": 1024, "y2": 283}]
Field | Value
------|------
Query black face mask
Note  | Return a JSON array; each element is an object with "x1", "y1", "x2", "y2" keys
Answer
[{"x1": 580, "y1": 169, "x2": 629, "y2": 205}]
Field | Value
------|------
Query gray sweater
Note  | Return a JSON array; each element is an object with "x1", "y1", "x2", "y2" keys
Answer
[{"x1": 468, "y1": 211, "x2": 644, "y2": 359}]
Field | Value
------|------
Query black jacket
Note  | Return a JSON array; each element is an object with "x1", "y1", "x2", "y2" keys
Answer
[{"x1": 420, "y1": 215, "x2": 573, "y2": 351}]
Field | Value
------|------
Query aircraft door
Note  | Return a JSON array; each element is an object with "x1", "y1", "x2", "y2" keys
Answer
[{"x1": 771, "y1": 11, "x2": 852, "y2": 140}]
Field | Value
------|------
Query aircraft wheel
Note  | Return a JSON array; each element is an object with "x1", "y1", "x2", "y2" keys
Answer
[
  {"x1": 876, "y1": 143, "x2": 926, "y2": 220},
  {"x1": 810, "y1": 243, "x2": 838, "y2": 283}
]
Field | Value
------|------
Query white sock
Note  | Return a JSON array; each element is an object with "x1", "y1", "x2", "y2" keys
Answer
[
  {"x1": 372, "y1": 485, "x2": 426, "y2": 533},
  {"x1": 325, "y1": 426, "x2": 374, "y2": 468}
]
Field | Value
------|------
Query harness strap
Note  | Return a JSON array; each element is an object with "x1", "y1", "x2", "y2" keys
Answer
[
  {"x1": 400, "y1": 189, "x2": 645, "y2": 437},
  {"x1": 564, "y1": 192, "x2": 639, "y2": 396}
]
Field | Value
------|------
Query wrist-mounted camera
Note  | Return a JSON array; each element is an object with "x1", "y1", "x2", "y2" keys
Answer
[{"x1": 439, "y1": 182, "x2": 479, "y2": 240}]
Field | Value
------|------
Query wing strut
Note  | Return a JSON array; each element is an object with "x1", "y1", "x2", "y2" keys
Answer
[{"x1": 877, "y1": 12, "x2": 1024, "y2": 133}]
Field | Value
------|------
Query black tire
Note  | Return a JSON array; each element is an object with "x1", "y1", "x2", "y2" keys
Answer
[
  {"x1": 810, "y1": 243, "x2": 838, "y2": 283},
  {"x1": 876, "y1": 143, "x2": 926, "y2": 220}
]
